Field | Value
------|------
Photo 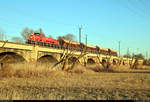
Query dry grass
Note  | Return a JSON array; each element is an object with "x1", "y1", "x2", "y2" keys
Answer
[
  {"x1": 0, "y1": 63, "x2": 61, "y2": 78},
  {"x1": 0, "y1": 63, "x2": 150, "y2": 100}
]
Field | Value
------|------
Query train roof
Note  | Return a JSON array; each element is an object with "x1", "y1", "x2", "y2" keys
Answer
[
  {"x1": 96, "y1": 46, "x2": 108, "y2": 51},
  {"x1": 110, "y1": 49, "x2": 117, "y2": 53},
  {"x1": 86, "y1": 44, "x2": 96, "y2": 48},
  {"x1": 60, "y1": 38, "x2": 96, "y2": 48},
  {"x1": 100, "y1": 47, "x2": 109, "y2": 51},
  {"x1": 96, "y1": 46, "x2": 117, "y2": 52},
  {"x1": 59, "y1": 37, "x2": 80, "y2": 45}
]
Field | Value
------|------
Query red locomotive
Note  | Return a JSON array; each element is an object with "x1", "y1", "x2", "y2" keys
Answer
[{"x1": 27, "y1": 33, "x2": 58, "y2": 45}]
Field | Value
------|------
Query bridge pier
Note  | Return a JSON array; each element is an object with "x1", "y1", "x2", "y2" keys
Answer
[{"x1": 28, "y1": 46, "x2": 39, "y2": 64}]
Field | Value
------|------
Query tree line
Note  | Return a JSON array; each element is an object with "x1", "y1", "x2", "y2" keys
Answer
[{"x1": 123, "y1": 53, "x2": 145, "y2": 60}]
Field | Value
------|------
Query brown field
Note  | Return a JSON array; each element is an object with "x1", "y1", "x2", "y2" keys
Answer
[{"x1": 0, "y1": 64, "x2": 150, "y2": 100}]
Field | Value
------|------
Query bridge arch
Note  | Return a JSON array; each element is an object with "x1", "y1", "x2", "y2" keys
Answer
[
  {"x1": 38, "y1": 52, "x2": 61, "y2": 62},
  {"x1": 0, "y1": 51, "x2": 27, "y2": 64},
  {"x1": 122, "y1": 60, "x2": 126, "y2": 65},
  {"x1": 37, "y1": 55, "x2": 58, "y2": 67},
  {"x1": 87, "y1": 58, "x2": 95, "y2": 65},
  {"x1": 113, "y1": 59, "x2": 117, "y2": 65},
  {"x1": 102, "y1": 59, "x2": 107, "y2": 63}
]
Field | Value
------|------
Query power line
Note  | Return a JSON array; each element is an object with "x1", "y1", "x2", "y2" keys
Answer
[
  {"x1": 117, "y1": 0, "x2": 146, "y2": 18},
  {"x1": 126, "y1": 0, "x2": 145, "y2": 16},
  {"x1": 137, "y1": 0, "x2": 150, "y2": 10},
  {"x1": 127, "y1": 0, "x2": 149, "y2": 17}
]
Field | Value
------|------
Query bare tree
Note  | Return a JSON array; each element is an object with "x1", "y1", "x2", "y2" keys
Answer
[
  {"x1": 123, "y1": 53, "x2": 131, "y2": 58},
  {"x1": 143, "y1": 59, "x2": 149, "y2": 66},
  {"x1": 69, "y1": 50, "x2": 88, "y2": 71},
  {"x1": 48, "y1": 34, "x2": 53, "y2": 38},
  {"x1": 65, "y1": 34, "x2": 76, "y2": 41},
  {"x1": 51, "y1": 39, "x2": 87, "y2": 71},
  {"x1": 35, "y1": 28, "x2": 45, "y2": 35},
  {"x1": 51, "y1": 40, "x2": 73, "y2": 70},
  {"x1": 128, "y1": 53, "x2": 141, "y2": 69},
  {"x1": 128, "y1": 53, "x2": 145, "y2": 69},
  {"x1": 57, "y1": 34, "x2": 76, "y2": 41},
  {"x1": 21, "y1": 27, "x2": 34, "y2": 41},
  {"x1": 39, "y1": 28, "x2": 45, "y2": 35},
  {"x1": 133, "y1": 53, "x2": 144, "y2": 59},
  {"x1": 96, "y1": 53, "x2": 113, "y2": 69},
  {"x1": 11, "y1": 37, "x2": 24, "y2": 43}
]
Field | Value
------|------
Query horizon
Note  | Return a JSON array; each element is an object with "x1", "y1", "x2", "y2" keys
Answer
[{"x1": 0, "y1": 0, "x2": 150, "y2": 58}]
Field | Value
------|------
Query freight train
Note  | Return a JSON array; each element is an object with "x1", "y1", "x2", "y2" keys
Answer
[{"x1": 26, "y1": 32, "x2": 117, "y2": 56}]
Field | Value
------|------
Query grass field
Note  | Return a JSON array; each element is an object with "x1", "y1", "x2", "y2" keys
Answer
[{"x1": 0, "y1": 64, "x2": 150, "y2": 100}]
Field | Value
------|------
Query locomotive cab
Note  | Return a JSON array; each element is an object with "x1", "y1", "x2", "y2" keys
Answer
[
  {"x1": 34, "y1": 33, "x2": 45, "y2": 37},
  {"x1": 27, "y1": 33, "x2": 45, "y2": 43},
  {"x1": 27, "y1": 32, "x2": 58, "y2": 45}
]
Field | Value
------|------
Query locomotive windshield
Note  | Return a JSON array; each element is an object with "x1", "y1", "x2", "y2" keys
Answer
[{"x1": 35, "y1": 33, "x2": 40, "y2": 36}]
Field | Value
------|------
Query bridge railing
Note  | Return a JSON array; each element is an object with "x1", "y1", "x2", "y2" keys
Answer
[{"x1": 34, "y1": 42, "x2": 117, "y2": 56}]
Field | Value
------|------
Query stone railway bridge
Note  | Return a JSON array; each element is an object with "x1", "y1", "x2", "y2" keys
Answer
[{"x1": 0, "y1": 40, "x2": 143, "y2": 68}]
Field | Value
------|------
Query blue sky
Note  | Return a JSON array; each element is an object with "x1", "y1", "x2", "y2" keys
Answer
[{"x1": 0, "y1": 0, "x2": 150, "y2": 57}]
